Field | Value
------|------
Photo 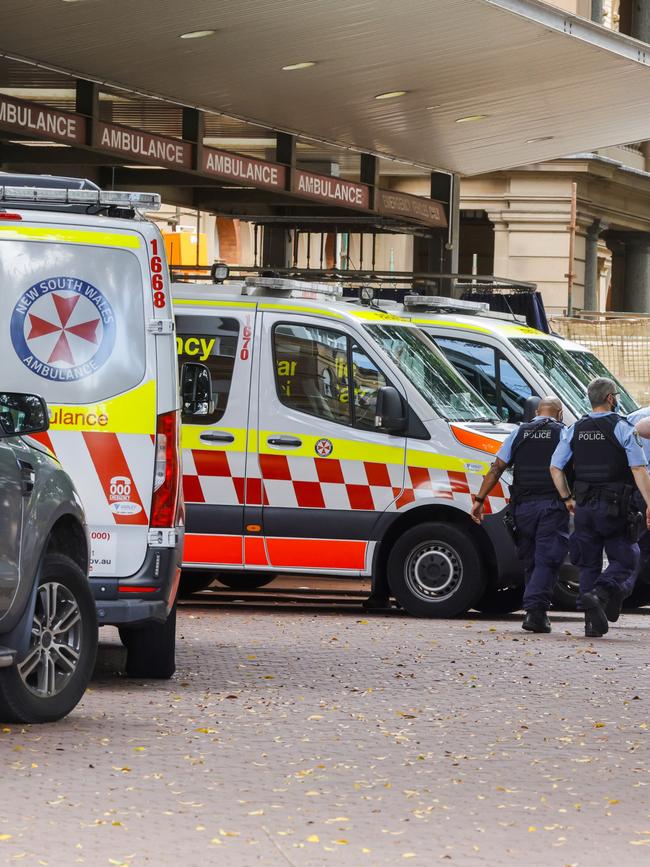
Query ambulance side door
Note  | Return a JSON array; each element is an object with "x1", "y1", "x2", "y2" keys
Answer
[
  {"x1": 177, "y1": 306, "x2": 256, "y2": 570},
  {"x1": 254, "y1": 312, "x2": 407, "y2": 574}
]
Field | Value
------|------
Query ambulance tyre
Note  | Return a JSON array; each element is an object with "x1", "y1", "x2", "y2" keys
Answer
[
  {"x1": 216, "y1": 573, "x2": 276, "y2": 590},
  {"x1": 121, "y1": 604, "x2": 176, "y2": 680},
  {"x1": 0, "y1": 554, "x2": 98, "y2": 724},
  {"x1": 387, "y1": 522, "x2": 485, "y2": 617},
  {"x1": 179, "y1": 571, "x2": 215, "y2": 596}
]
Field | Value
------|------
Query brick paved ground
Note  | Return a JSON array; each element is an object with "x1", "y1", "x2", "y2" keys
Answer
[{"x1": 2, "y1": 597, "x2": 650, "y2": 866}]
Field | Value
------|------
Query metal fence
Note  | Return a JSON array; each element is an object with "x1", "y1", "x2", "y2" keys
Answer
[{"x1": 549, "y1": 314, "x2": 650, "y2": 407}]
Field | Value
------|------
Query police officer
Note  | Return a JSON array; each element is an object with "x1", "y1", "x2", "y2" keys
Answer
[
  {"x1": 626, "y1": 408, "x2": 650, "y2": 597},
  {"x1": 471, "y1": 396, "x2": 568, "y2": 634},
  {"x1": 550, "y1": 377, "x2": 650, "y2": 637}
]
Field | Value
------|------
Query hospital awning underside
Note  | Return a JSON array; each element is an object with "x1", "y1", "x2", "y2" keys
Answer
[{"x1": 3, "y1": 0, "x2": 650, "y2": 176}]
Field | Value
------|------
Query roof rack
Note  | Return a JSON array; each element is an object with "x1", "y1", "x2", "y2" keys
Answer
[{"x1": 0, "y1": 173, "x2": 160, "y2": 216}]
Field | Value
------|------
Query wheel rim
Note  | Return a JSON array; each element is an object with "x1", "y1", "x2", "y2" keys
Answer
[
  {"x1": 18, "y1": 581, "x2": 82, "y2": 699},
  {"x1": 405, "y1": 541, "x2": 463, "y2": 602}
]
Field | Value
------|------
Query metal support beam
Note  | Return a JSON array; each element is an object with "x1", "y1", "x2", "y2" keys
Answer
[
  {"x1": 182, "y1": 107, "x2": 204, "y2": 172},
  {"x1": 75, "y1": 79, "x2": 99, "y2": 146},
  {"x1": 360, "y1": 154, "x2": 380, "y2": 209},
  {"x1": 276, "y1": 133, "x2": 296, "y2": 172}
]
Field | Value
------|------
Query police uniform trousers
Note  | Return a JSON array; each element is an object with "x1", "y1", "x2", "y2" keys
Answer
[
  {"x1": 513, "y1": 498, "x2": 570, "y2": 611},
  {"x1": 571, "y1": 499, "x2": 639, "y2": 602}
]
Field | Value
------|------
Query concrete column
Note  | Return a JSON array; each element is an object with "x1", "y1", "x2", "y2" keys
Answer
[
  {"x1": 583, "y1": 219, "x2": 601, "y2": 310},
  {"x1": 623, "y1": 233, "x2": 650, "y2": 311},
  {"x1": 591, "y1": 0, "x2": 603, "y2": 22},
  {"x1": 632, "y1": 0, "x2": 650, "y2": 41}
]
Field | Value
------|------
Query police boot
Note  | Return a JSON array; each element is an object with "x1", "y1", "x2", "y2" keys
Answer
[
  {"x1": 603, "y1": 588, "x2": 625, "y2": 623},
  {"x1": 522, "y1": 611, "x2": 551, "y2": 633},
  {"x1": 582, "y1": 592, "x2": 609, "y2": 637}
]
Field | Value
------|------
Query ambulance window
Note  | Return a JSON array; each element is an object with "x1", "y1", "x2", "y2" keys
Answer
[
  {"x1": 176, "y1": 315, "x2": 240, "y2": 423},
  {"x1": 273, "y1": 324, "x2": 351, "y2": 425},
  {"x1": 498, "y1": 355, "x2": 533, "y2": 423},
  {"x1": 350, "y1": 342, "x2": 387, "y2": 430},
  {"x1": 435, "y1": 337, "x2": 499, "y2": 415}
]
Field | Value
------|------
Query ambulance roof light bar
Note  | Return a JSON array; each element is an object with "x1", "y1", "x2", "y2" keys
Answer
[
  {"x1": 0, "y1": 186, "x2": 161, "y2": 212},
  {"x1": 403, "y1": 295, "x2": 490, "y2": 315},
  {"x1": 244, "y1": 276, "x2": 343, "y2": 299}
]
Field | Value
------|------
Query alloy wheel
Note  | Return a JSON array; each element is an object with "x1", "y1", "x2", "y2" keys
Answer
[{"x1": 18, "y1": 581, "x2": 83, "y2": 698}]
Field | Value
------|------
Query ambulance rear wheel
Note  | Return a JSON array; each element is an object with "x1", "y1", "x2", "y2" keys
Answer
[
  {"x1": 387, "y1": 522, "x2": 485, "y2": 617},
  {"x1": 217, "y1": 573, "x2": 276, "y2": 590},
  {"x1": 120, "y1": 604, "x2": 176, "y2": 680},
  {"x1": 179, "y1": 571, "x2": 215, "y2": 597},
  {"x1": 474, "y1": 584, "x2": 524, "y2": 614}
]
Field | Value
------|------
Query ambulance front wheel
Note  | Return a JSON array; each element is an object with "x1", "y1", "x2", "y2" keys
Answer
[
  {"x1": 120, "y1": 603, "x2": 176, "y2": 679},
  {"x1": 387, "y1": 522, "x2": 485, "y2": 617}
]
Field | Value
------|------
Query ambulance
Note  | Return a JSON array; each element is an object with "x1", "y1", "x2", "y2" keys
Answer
[
  {"x1": 0, "y1": 175, "x2": 182, "y2": 678},
  {"x1": 173, "y1": 277, "x2": 522, "y2": 617},
  {"x1": 389, "y1": 293, "x2": 641, "y2": 609},
  {"x1": 393, "y1": 294, "x2": 639, "y2": 425}
]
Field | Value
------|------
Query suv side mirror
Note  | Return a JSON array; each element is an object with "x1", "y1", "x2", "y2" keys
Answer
[
  {"x1": 181, "y1": 362, "x2": 214, "y2": 417},
  {"x1": 523, "y1": 395, "x2": 541, "y2": 423},
  {"x1": 375, "y1": 386, "x2": 407, "y2": 434},
  {"x1": 0, "y1": 392, "x2": 49, "y2": 437}
]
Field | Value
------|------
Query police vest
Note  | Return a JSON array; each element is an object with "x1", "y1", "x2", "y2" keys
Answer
[
  {"x1": 572, "y1": 413, "x2": 633, "y2": 488},
  {"x1": 510, "y1": 418, "x2": 563, "y2": 501}
]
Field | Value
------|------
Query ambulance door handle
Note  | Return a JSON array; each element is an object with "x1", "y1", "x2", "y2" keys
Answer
[
  {"x1": 200, "y1": 431, "x2": 235, "y2": 444},
  {"x1": 267, "y1": 436, "x2": 302, "y2": 448}
]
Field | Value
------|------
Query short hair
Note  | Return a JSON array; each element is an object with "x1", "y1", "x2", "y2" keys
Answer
[{"x1": 587, "y1": 377, "x2": 616, "y2": 408}]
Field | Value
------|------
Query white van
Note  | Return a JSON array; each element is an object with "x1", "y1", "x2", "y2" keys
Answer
[
  {"x1": 173, "y1": 277, "x2": 523, "y2": 617},
  {"x1": 395, "y1": 296, "x2": 639, "y2": 425},
  {"x1": 0, "y1": 175, "x2": 182, "y2": 677}
]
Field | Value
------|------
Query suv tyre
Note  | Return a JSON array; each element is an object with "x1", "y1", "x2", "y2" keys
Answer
[{"x1": 0, "y1": 553, "x2": 97, "y2": 724}]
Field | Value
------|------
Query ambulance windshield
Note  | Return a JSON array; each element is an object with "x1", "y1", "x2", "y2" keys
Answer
[
  {"x1": 510, "y1": 337, "x2": 613, "y2": 417},
  {"x1": 563, "y1": 347, "x2": 638, "y2": 414},
  {"x1": 366, "y1": 324, "x2": 499, "y2": 422}
]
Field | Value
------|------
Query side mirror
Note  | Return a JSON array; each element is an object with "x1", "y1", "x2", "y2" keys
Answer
[
  {"x1": 0, "y1": 392, "x2": 49, "y2": 437},
  {"x1": 375, "y1": 386, "x2": 407, "y2": 434},
  {"x1": 181, "y1": 362, "x2": 214, "y2": 417},
  {"x1": 523, "y1": 395, "x2": 541, "y2": 423}
]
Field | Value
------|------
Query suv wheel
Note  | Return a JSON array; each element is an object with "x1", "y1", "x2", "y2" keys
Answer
[
  {"x1": 119, "y1": 603, "x2": 176, "y2": 679},
  {"x1": 387, "y1": 522, "x2": 485, "y2": 617},
  {"x1": 0, "y1": 553, "x2": 98, "y2": 724}
]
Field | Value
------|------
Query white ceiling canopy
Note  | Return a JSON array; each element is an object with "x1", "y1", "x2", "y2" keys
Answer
[{"x1": 3, "y1": 0, "x2": 650, "y2": 175}]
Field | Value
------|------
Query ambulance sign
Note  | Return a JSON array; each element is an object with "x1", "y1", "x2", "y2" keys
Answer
[{"x1": 10, "y1": 276, "x2": 116, "y2": 382}]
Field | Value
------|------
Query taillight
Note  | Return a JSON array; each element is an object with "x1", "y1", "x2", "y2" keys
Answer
[
  {"x1": 0, "y1": 213, "x2": 22, "y2": 220},
  {"x1": 151, "y1": 410, "x2": 180, "y2": 528}
]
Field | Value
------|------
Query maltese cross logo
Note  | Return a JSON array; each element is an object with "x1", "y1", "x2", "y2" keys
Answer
[{"x1": 10, "y1": 277, "x2": 116, "y2": 382}]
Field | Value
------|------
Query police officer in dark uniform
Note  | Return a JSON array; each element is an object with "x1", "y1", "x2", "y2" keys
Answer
[
  {"x1": 471, "y1": 396, "x2": 568, "y2": 633},
  {"x1": 550, "y1": 377, "x2": 650, "y2": 637}
]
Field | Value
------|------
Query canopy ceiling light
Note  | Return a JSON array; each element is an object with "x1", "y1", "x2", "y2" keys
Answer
[{"x1": 282, "y1": 61, "x2": 316, "y2": 71}]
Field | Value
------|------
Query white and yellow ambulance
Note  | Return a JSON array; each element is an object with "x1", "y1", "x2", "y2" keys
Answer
[
  {"x1": 0, "y1": 175, "x2": 182, "y2": 677},
  {"x1": 395, "y1": 295, "x2": 639, "y2": 424},
  {"x1": 173, "y1": 277, "x2": 522, "y2": 617}
]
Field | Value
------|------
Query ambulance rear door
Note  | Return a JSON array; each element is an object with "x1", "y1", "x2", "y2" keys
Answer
[
  {"x1": 176, "y1": 301, "x2": 257, "y2": 570},
  {"x1": 254, "y1": 311, "x2": 407, "y2": 575},
  {"x1": 0, "y1": 219, "x2": 158, "y2": 579}
]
